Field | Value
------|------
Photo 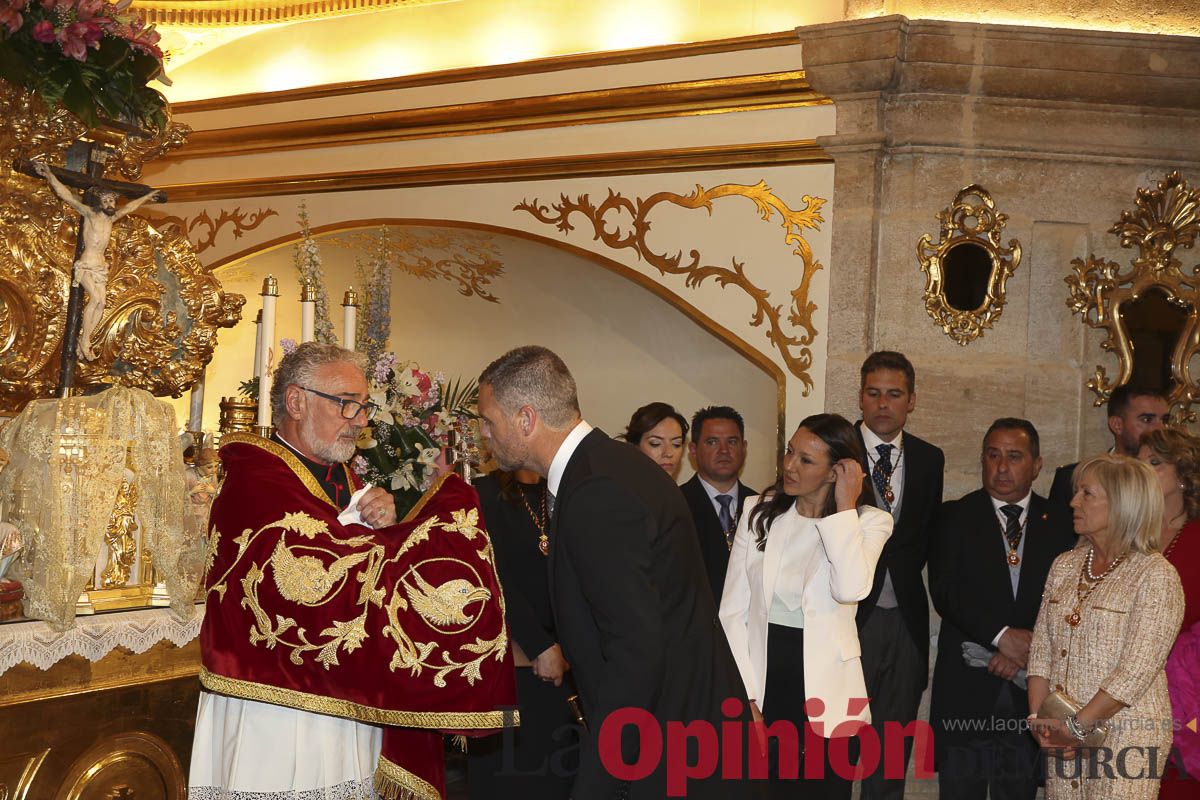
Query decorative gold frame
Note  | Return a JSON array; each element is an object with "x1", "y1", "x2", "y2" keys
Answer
[
  {"x1": 1066, "y1": 171, "x2": 1200, "y2": 410},
  {"x1": 917, "y1": 185, "x2": 1022, "y2": 345}
]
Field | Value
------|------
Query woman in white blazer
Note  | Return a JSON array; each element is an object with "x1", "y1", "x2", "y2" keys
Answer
[{"x1": 719, "y1": 413, "x2": 892, "y2": 800}]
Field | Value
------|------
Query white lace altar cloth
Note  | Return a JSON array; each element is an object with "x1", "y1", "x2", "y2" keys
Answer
[{"x1": 0, "y1": 604, "x2": 203, "y2": 676}]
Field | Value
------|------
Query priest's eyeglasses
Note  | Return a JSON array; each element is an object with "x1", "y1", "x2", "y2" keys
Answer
[{"x1": 299, "y1": 386, "x2": 380, "y2": 420}]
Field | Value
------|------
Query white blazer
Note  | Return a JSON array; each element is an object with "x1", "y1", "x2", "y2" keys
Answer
[{"x1": 718, "y1": 496, "x2": 892, "y2": 735}]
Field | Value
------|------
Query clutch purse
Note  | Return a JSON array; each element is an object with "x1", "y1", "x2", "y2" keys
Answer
[{"x1": 1037, "y1": 690, "x2": 1109, "y2": 747}]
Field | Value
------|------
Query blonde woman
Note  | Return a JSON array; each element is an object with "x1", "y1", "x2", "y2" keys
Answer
[{"x1": 1027, "y1": 454, "x2": 1184, "y2": 799}]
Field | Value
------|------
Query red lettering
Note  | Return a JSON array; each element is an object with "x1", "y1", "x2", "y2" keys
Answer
[
  {"x1": 749, "y1": 720, "x2": 799, "y2": 779},
  {"x1": 598, "y1": 707, "x2": 662, "y2": 781},
  {"x1": 666, "y1": 721, "x2": 719, "y2": 796},
  {"x1": 883, "y1": 720, "x2": 935, "y2": 779},
  {"x1": 720, "y1": 698, "x2": 744, "y2": 779}
]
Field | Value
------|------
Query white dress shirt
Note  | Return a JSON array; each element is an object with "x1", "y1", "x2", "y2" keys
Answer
[
  {"x1": 989, "y1": 490, "x2": 1031, "y2": 645},
  {"x1": 547, "y1": 420, "x2": 593, "y2": 497},
  {"x1": 698, "y1": 476, "x2": 741, "y2": 520},
  {"x1": 861, "y1": 424, "x2": 905, "y2": 608}
]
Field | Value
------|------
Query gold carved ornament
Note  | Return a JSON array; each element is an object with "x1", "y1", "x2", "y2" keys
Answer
[
  {"x1": 1066, "y1": 171, "x2": 1200, "y2": 412},
  {"x1": 330, "y1": 227, "x2": 504, "y2": 303},
  {"x1": 204, "y1": 507, "x2": 507, "y2": 687},
  {"x1": 143, "y1": 207, "x2": 279, "y2": 255},
  {"x1": 516, "y1": 181, "x2": 826, "y2": 393},
  {"x1": 0, "y1": 82, "x2": 245, "y2": 413},
  {"x1": 917, "y1": 185, "x2": 1022, "y2": 345}
]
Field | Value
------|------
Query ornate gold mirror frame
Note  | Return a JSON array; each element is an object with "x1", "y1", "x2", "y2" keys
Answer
[
  {"x1": 1067, "y1": 171, "x2": 1200, "y2": 413},
  {"x1": 917, "y1": 185, "x2": 1022, "y2": 345}
]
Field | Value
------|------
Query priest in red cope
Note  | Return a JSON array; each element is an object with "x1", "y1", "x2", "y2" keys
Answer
[{"x1": 190, "y1": 342, "x2": 516, "y2": 800}]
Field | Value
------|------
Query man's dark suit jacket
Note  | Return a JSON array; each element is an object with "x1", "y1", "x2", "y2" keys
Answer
[
  {"x1": 1048, "y1": 462, "x2": 1076, "y2": 509},
  {"x1": 551, "y1": 429, "x2": 754, "y2": 800},
  {"x1": 854, "y1": 422, "x2": 945, "y2": 676},
  {"x1": 928, "y1": 489, "x2": 1076, "y2": 759},
  {"x1": 679, "y1": 474, "x2": 756, "y2": 603}
]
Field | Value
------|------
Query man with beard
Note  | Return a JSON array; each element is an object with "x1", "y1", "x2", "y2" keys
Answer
[
  {"x1": 32, "y1": 160, "x2": 164, "y2": 361},
  {"x1": 477, "y1": 345, "x2": 756, "y2": 800},
  {"x1": 191, "y1": 342, "x2": 517, "y2": 798},
  {"x1": 1047, "y1": 384, "x2": 1169, "y2": 508}
]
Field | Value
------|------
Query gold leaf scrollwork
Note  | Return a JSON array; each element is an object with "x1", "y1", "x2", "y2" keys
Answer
[
  {"x1": 1066, "y1": 171, "x2": 1200, "y2": 411},
  {"x1": 145, "y1": 206, "x2": 279, "y2": 255},
  {"x1": 515, "y1": 181, "x2": 825, "y2": 393},
  {"x1": 917, "y1": 185, "x2": 1022, "y2": 346},
  {"x1": 332, "y1": 227, "x2": 504, "y2": 303}
]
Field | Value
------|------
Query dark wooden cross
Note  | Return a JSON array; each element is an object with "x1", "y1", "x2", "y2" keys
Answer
[{"x1": 13, "y1": 140, "x2": 167, "y2": 396}]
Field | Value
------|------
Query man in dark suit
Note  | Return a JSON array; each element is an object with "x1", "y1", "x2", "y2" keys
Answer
[
  {"x1": 929, "y1": 418, "x2": 1076, "y2": 800},
  {"x1": 478, "y1": 346, "x2": 756, "y2": 800},
  {"x1": 680, "y1": 405, "x2": 757, "y2": 601},
  {"x1": 1047, "y1": 384, "x2": 1169, "y2": 508},
  {"x1": 853, "y1": 351, "x2": 944, "y2": 800}
]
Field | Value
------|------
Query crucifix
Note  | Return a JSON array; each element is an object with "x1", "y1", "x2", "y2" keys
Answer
[{"x1": 14, "y1": 146, "x2": 166, "y2": 395}]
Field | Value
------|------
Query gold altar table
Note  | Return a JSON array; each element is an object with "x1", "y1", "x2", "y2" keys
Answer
[{"x1": 0, "y1": 606, "x2": 203, "y2": 800}]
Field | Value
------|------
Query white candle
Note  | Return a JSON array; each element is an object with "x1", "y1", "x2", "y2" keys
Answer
[
  {"x1": 342, "y1": 288, "x2": 358, "y2": 351},
  {"x1": 188, "y1": 370, "x2": 206, "y2": 432},
  {"x1": 257, "y1": 276, "x2": 279, "y2": 429},
  {"x1": 300, "y1": 280, "x2": 316, "y2": 344},
  {"x1": 253, "y1": 309, "x2": 263, "y2": 379}
]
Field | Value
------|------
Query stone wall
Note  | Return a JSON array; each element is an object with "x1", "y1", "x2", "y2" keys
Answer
[
  {"x1": 802, "y1": 16, "x2": 1200, "y2": 499},
  {"x1": 801, "y1": 19, "x2": 1200, "y2": 796}
]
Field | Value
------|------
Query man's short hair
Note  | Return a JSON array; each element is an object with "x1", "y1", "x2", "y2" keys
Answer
[
  {"x1": 479, "y1": 345, "x2": 580, "y2": 430},
  {"x1": 271, "y1": 342, "x2": 367, "y2": 425},
  {"x1": 983, "y1": 417, "x2": 1040, "y2": 459},
  {"x1": 690, "y1": 406, "x2": 745, "y2": 444},
  {"x1": 1107, "y1": 384, "x2": 1167, "y2": 419},
  {"x1": 860, "y1": 351, "x2": 916, "y2": 394}
]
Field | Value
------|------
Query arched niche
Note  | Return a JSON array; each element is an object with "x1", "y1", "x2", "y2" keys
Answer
[{"x1": 174, "y1": 219, "x2": 785, "y2": 490}]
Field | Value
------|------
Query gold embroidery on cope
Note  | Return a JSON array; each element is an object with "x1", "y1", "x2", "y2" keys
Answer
[{"x1": 206, "y1": 505, "x2": 508, "y2": 682}]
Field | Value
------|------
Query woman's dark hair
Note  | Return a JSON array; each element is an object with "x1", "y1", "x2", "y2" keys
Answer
[
  {"x1": 749, "y1": 413, "x2": 864, "y2": 551},
  {"x1": 621, "y1": 402, "x2": 689, "y2": 445}
]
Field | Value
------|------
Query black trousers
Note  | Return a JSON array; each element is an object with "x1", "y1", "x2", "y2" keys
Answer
[
  {"x1": 467, "y1": 667, "x2": 579, "y2": 799},
  {"x1": 937, "y1": 682, "x2": 1040, "y2": 800},
  {"x1": 762, "y1": 623, "x2": 854, "y2": 800},
  {"x1": 858, "y1": 605, "x2": 927, "y2": 800}
]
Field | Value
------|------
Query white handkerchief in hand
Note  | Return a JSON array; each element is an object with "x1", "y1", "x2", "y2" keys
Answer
[{"x1": 337, "y1": 486, "x2": 376, "y2": 528}]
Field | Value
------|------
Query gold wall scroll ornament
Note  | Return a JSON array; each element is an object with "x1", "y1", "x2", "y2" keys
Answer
[
  {"x1": 332, "y1": 227, "x2": 504, "y2": 303},
  {"x1": 1066, "y1": 171, "x2": 1200, "y2": 411},
  {"x1": 516, "y1": 181, "x2": 826, "y2": 392},
  {"x1": 917, "y1": 185, "x2": 1022, "y2": 345},
  {"x1": 0, "y1": 81, "x2": 245, "y2": 413},
  {"x1": 143, "y1": 207, "x2": 279, "y2": 255}
]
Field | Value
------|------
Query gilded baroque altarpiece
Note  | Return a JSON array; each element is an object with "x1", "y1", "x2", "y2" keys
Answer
[{"x1": 0, "y1": 83, "x2": 244, "y2": 414}]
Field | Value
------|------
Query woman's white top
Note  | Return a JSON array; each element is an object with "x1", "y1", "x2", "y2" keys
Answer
[{"x1": 719, "y1": 498, "x2": 893, "y2": 734}]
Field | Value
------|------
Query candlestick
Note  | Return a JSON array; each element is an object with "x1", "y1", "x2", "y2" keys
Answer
[
  {"x1": 188, "y1": 370, "x2": 206, "y2": 433},
  {"x1": 300, "y1": 279, "x2": 316, "y2": 343},
  {"x1": 342, "y1": 287, "x2": 358, "y2": 351},
  {"x1": 257, "y1": 276, "x2": 279, "y2": 430},
  {"x1": 253, "y1": 309, "x2": 263, "y2": 379}
]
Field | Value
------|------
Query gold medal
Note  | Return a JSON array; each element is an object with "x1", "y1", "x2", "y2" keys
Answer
[
  {"x1": 1007, "y1": 551, "x2": 1020, "y2": 566},
  {"x1": 539, "y1": 538, "x2": 549, "y2": 556},
  {"x1": 1067, "y1": 611, "x2": 1081, "y2": 627}
]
